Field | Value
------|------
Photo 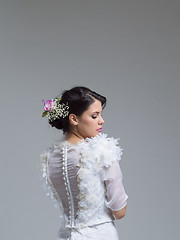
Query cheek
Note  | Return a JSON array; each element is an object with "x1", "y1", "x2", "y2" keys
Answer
[
  {"x1": 83, "y1": 118, "x2": 96, "y2": 128},
  {"x1": 89, "y1": 119, "x2": 98, "y2": 128}
]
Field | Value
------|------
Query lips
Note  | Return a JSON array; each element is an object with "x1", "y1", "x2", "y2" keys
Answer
[{"x1": 97, "y1": 128, "x2": 102, "y2": 131}]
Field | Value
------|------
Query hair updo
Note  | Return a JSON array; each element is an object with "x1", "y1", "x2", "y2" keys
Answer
[{"x1": 49, "y1": 86, "x2": 106, "y2": 135}]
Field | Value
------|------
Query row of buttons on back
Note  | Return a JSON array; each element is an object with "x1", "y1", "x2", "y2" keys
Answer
[{"x1": 62, "y1": 147, "x2": 74, "y2": 226}]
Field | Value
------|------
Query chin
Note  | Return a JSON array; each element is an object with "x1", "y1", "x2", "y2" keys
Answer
[
  {"x1": 87, "y1": 133, "x2": 98, "y2": 138},
  {"x1": 85, "y1": 131, "x2": 100, "y2": 139}
]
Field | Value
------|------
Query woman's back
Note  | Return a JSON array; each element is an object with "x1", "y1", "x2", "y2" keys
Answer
[{"x1": 40, "y1": 133, "x2": 128, "y2": 239}]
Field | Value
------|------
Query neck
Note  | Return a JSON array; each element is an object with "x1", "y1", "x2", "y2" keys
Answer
[{"x1": 66, "y1": 131, "x2": 84, "y2": 145}]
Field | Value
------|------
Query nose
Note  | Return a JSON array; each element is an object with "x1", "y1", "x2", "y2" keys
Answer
[{"x1": 99, "y1": 115, "x2": 104, "y2": 125}]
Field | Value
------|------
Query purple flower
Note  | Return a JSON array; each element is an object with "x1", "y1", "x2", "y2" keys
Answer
[{"x1": 44, "y1": 99, "x2": 55, "y2": 111}]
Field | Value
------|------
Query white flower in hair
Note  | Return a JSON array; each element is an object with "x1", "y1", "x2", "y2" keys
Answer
[{"x1": 41, "y1": 97, "x2": 69, "y2": 121}]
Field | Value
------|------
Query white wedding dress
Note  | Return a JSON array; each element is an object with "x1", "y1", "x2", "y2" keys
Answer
[{"x1": 40, "y1": 132, "x2": 128, "y2": 240}]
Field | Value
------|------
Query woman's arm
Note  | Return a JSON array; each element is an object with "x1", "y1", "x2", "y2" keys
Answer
[
  {"x1": 103, "y1": 160, "x2": 128, "y2": 220},
  {"x1": 111, "y1": 204, "x2": 127, "y2": 220}
]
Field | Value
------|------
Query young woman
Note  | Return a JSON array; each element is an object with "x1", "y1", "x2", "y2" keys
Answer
[{"x1": 40, "y1": 86, "x2": 128, "y2": 240}]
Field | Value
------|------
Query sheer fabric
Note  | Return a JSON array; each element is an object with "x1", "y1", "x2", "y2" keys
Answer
[
  {"x1": 103, "y1": 160, "x2": 128, "y2": 211},
  {"x1": 40, "y1": 133, "x2": 128, "y2": 240}
]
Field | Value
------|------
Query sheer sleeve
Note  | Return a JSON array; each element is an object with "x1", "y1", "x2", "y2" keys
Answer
[{"x1": 103, "y1": 160, "x2": 128, "y2": 211}]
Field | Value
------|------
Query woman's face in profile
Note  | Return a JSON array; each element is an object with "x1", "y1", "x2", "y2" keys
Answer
[{"x1": 76, "y1": 99, "x2": 105, "y2": 139}]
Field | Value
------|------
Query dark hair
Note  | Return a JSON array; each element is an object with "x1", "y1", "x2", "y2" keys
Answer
[{"x1": 49, "y1": 86, "x2": 106, "y2": 134}]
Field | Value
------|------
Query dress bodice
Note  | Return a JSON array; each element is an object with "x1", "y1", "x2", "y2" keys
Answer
[{"x1": 40, "y1": 133, "x2": 128, "y2": 236}]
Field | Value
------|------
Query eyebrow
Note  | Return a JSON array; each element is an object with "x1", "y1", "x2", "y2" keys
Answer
[{"x1": 92, "y1": 111, "x2": 102, "y2": 114}]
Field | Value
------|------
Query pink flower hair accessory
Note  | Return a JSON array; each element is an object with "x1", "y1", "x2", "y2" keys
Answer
[
  {"x1": 43, "y1": 99, "x2": 56, "y2": 111},
  {"x1": 41, "y1": 97, "x2": 69, "y2": 121}
]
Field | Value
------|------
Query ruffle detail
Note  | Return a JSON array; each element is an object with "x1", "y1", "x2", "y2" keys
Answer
[
  {"x1": 75, "y1": 133, "x2": 123, "y2": 226},
  {"x1": 84, "y1": 133, "x2": 123, "y2": 167},
  {"x1": 76, "y1": 141, "x2": 106, "y2": 227}
]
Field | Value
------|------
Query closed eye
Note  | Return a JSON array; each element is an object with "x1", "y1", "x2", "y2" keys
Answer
[{"x1": 92, "y1": 113, "x2": 103, "y2": 119}]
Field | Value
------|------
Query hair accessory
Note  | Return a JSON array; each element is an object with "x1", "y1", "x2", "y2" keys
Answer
[{"x1": 41, "y1": 97, "x2": 69, "y2": 121}]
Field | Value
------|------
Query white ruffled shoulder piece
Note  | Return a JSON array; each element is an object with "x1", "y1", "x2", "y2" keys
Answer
[
  {"x1": 84, "y1": 132, "x2": 123, "y2": 168},
  {"x1": 75, "y1": 133, "x2": 123, "y2": 226}
]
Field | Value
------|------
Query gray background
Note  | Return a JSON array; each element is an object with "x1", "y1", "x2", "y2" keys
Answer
[{"x1": 0, "y1": 0, "x2": 179, "y2": 239}]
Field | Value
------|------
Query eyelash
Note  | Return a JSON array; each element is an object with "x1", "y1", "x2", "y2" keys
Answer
[{"x1": 92, "y1": 114, "x2": 103, "y2": 119}]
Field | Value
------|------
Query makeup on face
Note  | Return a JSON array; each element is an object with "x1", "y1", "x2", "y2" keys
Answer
[{"x1": 76, "y1": 100, "x2": 104, "y2": 138}]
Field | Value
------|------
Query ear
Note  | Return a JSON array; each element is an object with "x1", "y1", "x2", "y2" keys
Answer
[{"x1": 69, "y1": 113, "x2": 79, "y2": 126}]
